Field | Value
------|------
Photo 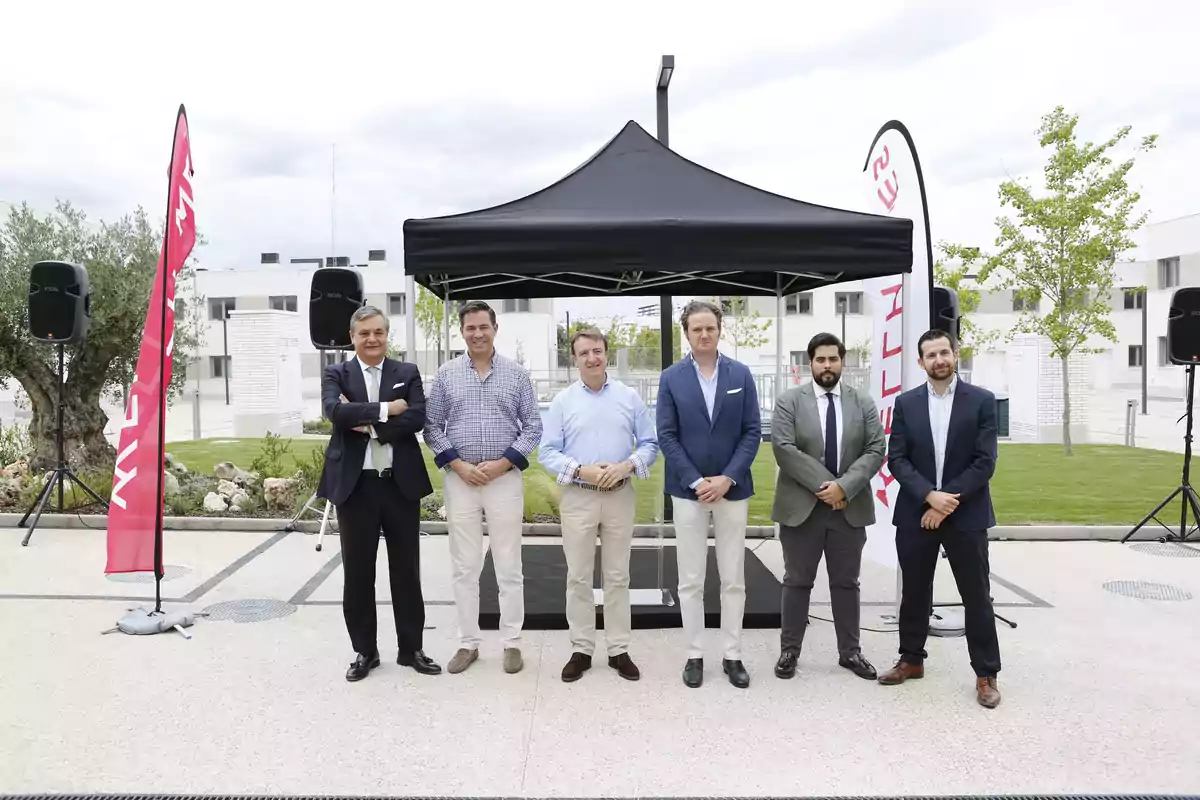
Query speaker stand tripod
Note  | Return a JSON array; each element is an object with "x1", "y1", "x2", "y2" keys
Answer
[
  {"x1": 19, "y1": 343, "x2": 110, "y2": 546},
  {"x1": 1124, "y1": 363, "x2": 1200, "y2": 544},
  {"x1": 285, "y1": 492, "x2": 337, "y2": 551}
]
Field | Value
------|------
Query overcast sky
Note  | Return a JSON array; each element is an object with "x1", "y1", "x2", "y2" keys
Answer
[{"x1": 1, "y1": 0, "x2": 1193, "y2": 322}]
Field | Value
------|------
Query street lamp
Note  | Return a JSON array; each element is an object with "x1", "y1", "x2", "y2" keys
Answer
[
  {"x1": 656, "y1": 54, "x2": 675, "y2": 526},
  {"x1": 838, "y1": 296, "x2": 848, "y2": 345}
]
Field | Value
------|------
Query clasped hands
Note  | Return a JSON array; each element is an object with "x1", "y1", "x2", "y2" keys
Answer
[
  {"x1": 921, "y1": 490, "x2": 961, "y2": 530},
  {"x1": 340, "y1": 393, "x2": 408, "y2": 435},
  {"x1": 578, "y1": 460, "x2": 634, "y2": 490},
  {"x1": 815, "y1": 480, "x2": 847, "y2": 510},
  {"x1": 451, "y1": 457, "x2": 511, "y2": 487}
]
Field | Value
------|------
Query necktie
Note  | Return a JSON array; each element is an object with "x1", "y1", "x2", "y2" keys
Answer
[
  {"x1": 366, "y1": 366, "x2": 390, "y2": 472},
  {"x1": 824, "y1": 392, "x2": 838, "y2": 476}
]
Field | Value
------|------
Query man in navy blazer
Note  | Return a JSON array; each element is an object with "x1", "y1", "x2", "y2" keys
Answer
[
  {"x1": 877, "y1": 328, "x2": 1002, "y2": 708},
  {"x1": 657, "y1": 300, "x2": 761, "y2": 689}
]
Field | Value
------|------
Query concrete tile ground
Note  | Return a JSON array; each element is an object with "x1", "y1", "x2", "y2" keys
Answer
[{"x1": 1, "y1": 525, "x2": 1199, "y2": 797}]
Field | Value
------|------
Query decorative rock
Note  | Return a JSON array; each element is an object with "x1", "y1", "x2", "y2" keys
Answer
[
  {"x1": 0, "y1": 477, "x2": 22, "y2": 506},
  {"x1": 2, "y1": 461, "x2": 28, "y2": 481},
  {"x1": 214, "y1": 462, "x2": 256, "y2": 488},
  {"x1": 216, "y1": 479, "x2": 239, "y2": 499},
  {"x1": 262, "y1": 477, "x2": 298, "y2": 513},
  {"x1": 163, "y1": 470, "x2": 180, "y2": 496},
  {"x1": 202, "y1": 492, "x2": 228, "y2": 512},
  {"x1": 231, "y1": 490, "x2": 250, "y2": 508},
  {"x1": 437, "y1": 505, "x2": 447, "y2": 520},
  {"x1": 164, "y1": 453, "x2": 187, "y2": 475}
]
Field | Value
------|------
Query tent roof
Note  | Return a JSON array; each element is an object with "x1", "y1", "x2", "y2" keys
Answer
[{"x1": 403, "y1": 120, "x2": 912, "y2": 300}]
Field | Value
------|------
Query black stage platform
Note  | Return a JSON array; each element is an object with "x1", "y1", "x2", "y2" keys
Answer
[{"x1": 478, "y1": 544, "x2": 782, "y2": 630}]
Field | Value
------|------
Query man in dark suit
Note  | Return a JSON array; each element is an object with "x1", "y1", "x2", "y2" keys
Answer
[
  {"x1": 657, "y1": 300, "x2": 761, "y2": 689},
  {"x1": 877, "y1": 328, "x2": 1002, "y2": 708},
  {"x1": 318, "y1": 305, "x2": 441, "y2": 682},
  {"x1": 771, "y1": 332, "x2": 885, "y2": 681}
]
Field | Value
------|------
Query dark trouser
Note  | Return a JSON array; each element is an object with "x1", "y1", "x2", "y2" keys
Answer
[
  {"x1": 337, "y1": 472, "x2": 425, "y2": 657},
  {"x1": 780, "y1": 503, "x2": 866, "y2": 658},
  {"x1": 896, "y1": 525, "x2": 1001, "y2": 677}
]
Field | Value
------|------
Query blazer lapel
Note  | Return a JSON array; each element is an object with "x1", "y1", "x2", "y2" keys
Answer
[
  {"x1": 797, "y1": 384, "x2": 821, "y2": 453},
  {"x1": 944, "y1": 380, "x2": 967, "y2": 457},
  {"x1": 839, "y1": 386, "x2": 858, "y2": 467},
  {"x1": 380, "y1": 358, "x2": 401, "y2": 401},
  {"x1": 682, "y1": 359, "x2": 713, "y2": 427},
  {"x1": 347, "y1": 357, "x2": 369, "y2": 402},
  {"x1": 909, "y1": 385, "x2": 933, "y2": 453},
  {"x1": 710, "y1": 357, "x2": 729, "y2": 428}
]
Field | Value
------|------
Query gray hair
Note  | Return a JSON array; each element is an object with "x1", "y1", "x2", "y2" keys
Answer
[
  {"x1": 350, "y1": 304, "x2": 389, "y2": 331},
  {"x1": 679, "y1": 299, "x2": 723, "y2": 332}
]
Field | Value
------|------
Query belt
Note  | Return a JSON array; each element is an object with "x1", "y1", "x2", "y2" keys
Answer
[
  {"x1": 363, "y1": 468, "x2": 393, "y2": 478},
  {"x1": 569, "y1": 478, "x2": 628, "y2": 493}
]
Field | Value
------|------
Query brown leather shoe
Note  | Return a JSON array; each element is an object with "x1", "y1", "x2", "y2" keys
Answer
[
  {"x1": 877, "y1": 660, "x2": 924, "y2": 685},
  {"x1": 561, "y1": 652, "x2": 592, "y2": 682},
  {"x1": 976, "y1": 677, "x2": 1001, "y2": 708},
  {"x1": 608, "y1": 653, "x2": 640, "y2": 681}
]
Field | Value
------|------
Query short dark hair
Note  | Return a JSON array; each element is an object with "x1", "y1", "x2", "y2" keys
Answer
[
  {"x1": 680, "y1": 300, "x2": 723, "y2": 332},
  {"x1": 807, "y1": 332, "x2": 845, "y2": 361},
  {"x1": 918, "y1": 328, "x2": 958, "y2": 357},
  {"x1": 458, "y1": 300, "x2": 496, "y2": 327},
  {"x1": 570, "y1": 327, "x2": 608, "y2": 355}
]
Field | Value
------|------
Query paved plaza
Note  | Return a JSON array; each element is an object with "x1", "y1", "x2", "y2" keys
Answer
[{"x1": 1, "y1": 523, "x2": 1198, "y2": 797}]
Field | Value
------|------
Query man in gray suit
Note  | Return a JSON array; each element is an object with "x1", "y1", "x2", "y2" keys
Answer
[{"x1": 771, "y1": 332, "x2": 886, "y2": 681}]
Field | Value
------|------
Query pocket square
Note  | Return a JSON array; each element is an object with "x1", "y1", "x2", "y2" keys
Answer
[
  {"x1": 392, "y1": 382, "x2": 405, "y2": 389},
  {"x1": 726, "y1": 387, "x2": 743, "y2": 394}
]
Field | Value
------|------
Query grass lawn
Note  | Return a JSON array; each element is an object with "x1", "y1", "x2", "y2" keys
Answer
[{"x1": 165, "y1": 438, "x2": 1183, "y2": 526}]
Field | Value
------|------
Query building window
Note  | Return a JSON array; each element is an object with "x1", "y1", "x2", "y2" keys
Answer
[
  {"x1": 208, "y1": 297, "x2": 235, "y2": 320},
  {"x1": 789, "y1": 350, "x2": 811, "y2": 369},
  {"x1": 387, "y1": 293, "x2": 407, "y2": 315},
  {"x1": 269, "y1": 295, "x2": 297, "y2": 312},
  {"x1": 1159, "y1": 336, "x2": 1170, "y2": 367},
  {"x1": 449, "y1": 349, "x2": 465, "y2": 359},
  {"x1": 391, "y1": 350, "x2": 407, "y2": 362},
  {"x1": 1013, "y1": 293, "x2": 1038, "y2": 312},
  {"x1": 501, "y1": 299, "x2": 531, "y2": 313},
  {"x1": 210, "y1": 355, "x2": 231, "y2": 378},
  {"x1": 321, "y1": 352, "x2": 340, "y2": 368},
  {"x1": 834, "y1": 292, "x2": 863, "y2": 315},
  {"x1": 785, "y1": 292, "x2": 813, "y2": 315},
  {"x1": 1127, "y1": 345, "x2": 1143, "y2": 368},
  {"x1": 843, "y1": 350, "x2": 862, "y2": 368},
  {"x1": 1122, "y1": 288, "x2": 1144, "y2": 310},
  {"x1": 1158, "y1": 256, "x2": 1180, "y2": 289}
]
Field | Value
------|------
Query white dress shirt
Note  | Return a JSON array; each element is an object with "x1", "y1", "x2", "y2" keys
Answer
[
  {"x1": 815, "y1": 380, "x2": 844, "y2": 467},
  {"x1": 927, "y1": 376, "x2": 957, "y2": 489},
  {"x1": 355, "y1": 356, "x2": 392, "y2": 471}
]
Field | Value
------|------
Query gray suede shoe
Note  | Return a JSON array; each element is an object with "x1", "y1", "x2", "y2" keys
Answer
[
  {"x1": 447, "y1": 648, "x2": 478, "y2": 674},
  {"x1": 503, "y1": 647, "x2": 523, "y2": 674}
]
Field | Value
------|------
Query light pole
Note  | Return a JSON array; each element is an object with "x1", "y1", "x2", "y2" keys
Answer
[
  {"x1": 838, "y1": 296, "x2": 847, "y2": 345},
  {"x1": 656, "y1": 54, "x2": 674, "y2": 524},
  {"x1": 1141, "y1": 289, "x2": 1148, "y2": 415},
  {"x1": 221, "y1": 305, "x2": 230, "y2": 405}
]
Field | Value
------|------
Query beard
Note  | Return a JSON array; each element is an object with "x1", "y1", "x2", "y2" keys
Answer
[
  {"x1": 929, "y1": 364, "x2": 955, "y2": 380},
  {"x1": 815, "y1": 369, "x2": 840, "y2": 388}
]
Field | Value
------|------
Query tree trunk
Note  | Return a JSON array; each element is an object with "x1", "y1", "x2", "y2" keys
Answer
[
  {"x1": 17, "y1": 351, "x2": 117, "y2": 475},
  {"x1": 1060, "y1": 353, "x2": 1073, "y2": 456}
]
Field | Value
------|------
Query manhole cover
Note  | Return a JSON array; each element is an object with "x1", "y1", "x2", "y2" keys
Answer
[
  {"x1": 1102, "y1": 580, "x2": 1193, "y2": 601},
  {"x1": 106, "y1": 564, "x2": 192, "y2": 583},
  {"x1": 202, "y1": 598, "x2": 297, "y2": 623},
  {"x1": 1130, "y1": 542, "x2": 1200, "y2": 558}
]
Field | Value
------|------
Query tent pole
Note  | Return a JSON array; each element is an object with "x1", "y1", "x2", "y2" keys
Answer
[
  {"x1": 774, "y1": 279, "x2": 783, "y2": 540},
  {"x1": 657, "y1": 57, "x2": 674, "y2": 526},
  {"x1": 405, "y1": 274, "x2": 417, "y2": 368}
]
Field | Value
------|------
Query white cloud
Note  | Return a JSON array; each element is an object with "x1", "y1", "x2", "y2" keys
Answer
[{"x1": 0, "y1": 0, "x2": 1194, "y2": 323}]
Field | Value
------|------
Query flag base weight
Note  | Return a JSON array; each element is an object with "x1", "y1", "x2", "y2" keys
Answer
[{"x1": 102, "y1": 606, "x2": 197, "y2": 638}]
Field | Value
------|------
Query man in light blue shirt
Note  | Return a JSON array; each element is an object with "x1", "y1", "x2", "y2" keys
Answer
[{"x1": 539, "y1": 327, "x2": 659, "y2": 683}]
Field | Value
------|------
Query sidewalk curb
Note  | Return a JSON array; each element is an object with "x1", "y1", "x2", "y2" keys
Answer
[{"x1": 0, "y1": 513, "x2": 1177, "y2": 541}]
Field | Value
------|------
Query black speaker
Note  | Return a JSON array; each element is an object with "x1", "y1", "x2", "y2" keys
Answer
[
  {"x1": 309, "y1": 267, "x2": 364, "y2": 349},
  {"x1": 1167, "y1": 287, "x2": 1200, "y2": 365},
  {"x1": 28, "y1": 260, "x2": 92, "y2": 344},
  {"x1": 931, "y1": 286, "x2": 961, "y2": 342}
]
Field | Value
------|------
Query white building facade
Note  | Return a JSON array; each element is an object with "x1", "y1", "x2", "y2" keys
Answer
[{"x1": 185, "y1": 252, "x2": 557, "y2": 404}]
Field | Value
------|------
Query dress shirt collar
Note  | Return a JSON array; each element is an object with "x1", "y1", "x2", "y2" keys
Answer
[
  {"x1": 579, "y1": 374, "x2": 611, "y2": 395},
  {"x1": 927, "y1": 374, "x2": 959, "y2": 398},
  {"x1": 815, "y1": 379, "x2": 842, "y2": 397}
]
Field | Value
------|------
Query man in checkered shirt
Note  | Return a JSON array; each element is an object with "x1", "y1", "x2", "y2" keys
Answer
[{"x1": 424, "y1": 300, "x2": 543, "y2": 675}]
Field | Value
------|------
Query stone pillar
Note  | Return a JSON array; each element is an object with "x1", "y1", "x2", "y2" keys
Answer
[{"x1": 227, "y1": 309, "x2": 304, "y2": 438}]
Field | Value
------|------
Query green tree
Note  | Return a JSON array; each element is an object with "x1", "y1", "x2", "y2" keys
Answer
[
  {"x1": 943, "y1": 106, "x2": 1156, "y2": 455},
  {"x1": 413, "y1": 284, "x2": 445, "y2": 366},
  {"x1": 0, "y1": 201, "x2": 205, "y2": 471},
  {"x1": 714, "y1": 296, "x2": 772, "y2": 359},
  {"x1": 934, "y1": 245, "x2": 1000, "y2": 363}
]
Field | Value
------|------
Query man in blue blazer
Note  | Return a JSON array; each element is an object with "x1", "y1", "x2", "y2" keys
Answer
[
  {"x1": 877, "y1": 328, "x2": 1002, "y2": 708},
  {"x1": 657, "y1": 300, "x2": 761, "y2": 689}
]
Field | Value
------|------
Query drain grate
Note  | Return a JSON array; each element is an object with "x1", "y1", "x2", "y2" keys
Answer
[
  {"x1": 1130, "y1": 542, "x2": 1200, "y2": 558},
  {"x1": 106, "y1": 565, "x2": 192, "y2": 583},
  {"x1": 201, "y1": 598, "x2": 298, "y2": 623},
  {"x1": 1102, "y1": 580, "x2": 1193, "y2": 601}
]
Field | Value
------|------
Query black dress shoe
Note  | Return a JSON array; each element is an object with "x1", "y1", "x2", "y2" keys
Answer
[
  {"x1": 346, "y1": 652, "x2": 380, "y2": 682},
  {"x1": 397, "y1": 650, "x2": 442, "y2": 675},
  {"x1": 723, "y1": 658, "x2": 750, "y2": 688},
  {"x1": 774, "y1": 651, "x2": 799, "y2": 679},
  {"x1": 608, "y1": 653, "x2": 640, "y2": 681},
  {"x1": 682, "y1": 658, "x2": 704, "y2": 688},
  {"x1": 561, "y1": 652, "x2": 592, "y2": 682},
  {"x1": 839, "y1": 652, "x2": 877, "y2": 680}
]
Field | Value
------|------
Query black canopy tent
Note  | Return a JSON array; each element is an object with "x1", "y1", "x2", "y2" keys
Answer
[{"x1": 403, "y1": 120, "x2": 913, "y2": 302}]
